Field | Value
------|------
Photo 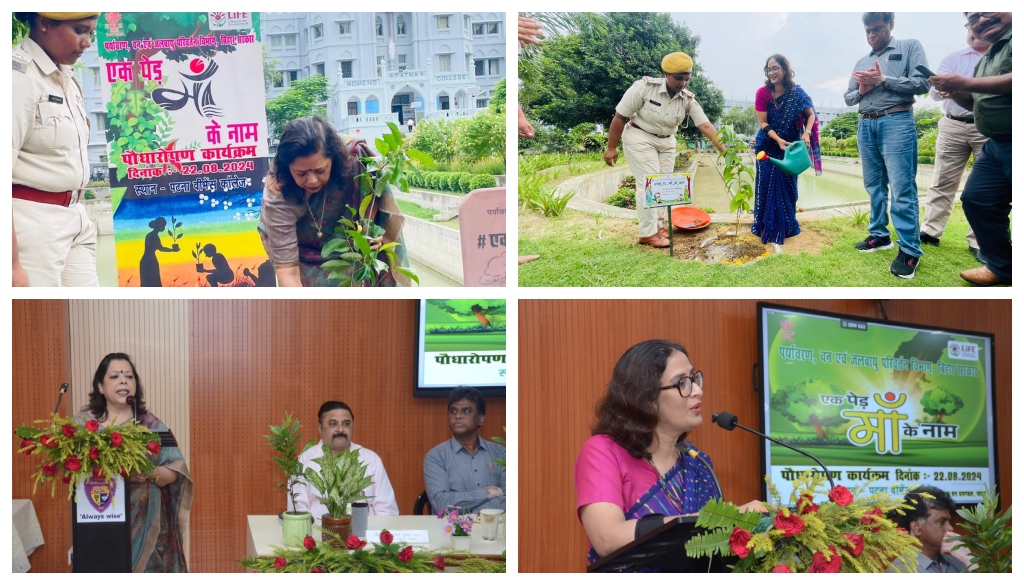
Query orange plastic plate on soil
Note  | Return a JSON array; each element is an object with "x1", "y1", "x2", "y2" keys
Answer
[{"x1": 671, "y1": 207, "x2": 712, "y2": 231}]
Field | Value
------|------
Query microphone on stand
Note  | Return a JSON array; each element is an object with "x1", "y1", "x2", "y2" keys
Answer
[
  {"x1": 711, "y1": 411, "x2": 836, "y2": 489},
  {"x1": 126, "y1": 395, "x2": 137, "y2": 423},
  {"x1": 53, "y1": 383, "x2": 69, "y2": 414},
  {"x1": 676, "y1": 440, "x2": 724, "y2": 501}
]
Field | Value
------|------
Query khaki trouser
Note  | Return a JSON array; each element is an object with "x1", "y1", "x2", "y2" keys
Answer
[
  {"x1": 921, "y1": 115, "x2": 988, "y2": 248},
  {"x1": 14, "y1": 199, "x2": 99, "y2": 287},
  {"x1": 622, "y1": 124, "x2": 676, "y2": 238}
]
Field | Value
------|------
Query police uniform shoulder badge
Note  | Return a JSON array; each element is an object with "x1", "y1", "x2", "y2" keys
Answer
[{"x1": 12, "y1": 52, "x2": 30, "y2": 74}]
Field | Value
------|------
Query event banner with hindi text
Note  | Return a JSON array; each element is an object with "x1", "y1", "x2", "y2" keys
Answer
[
  {"x1": 97, "y1": 12, "x2": 271, "y2": 287},
  {"x1": 418, "y1": 299, "x2": 506, "y2": 390},
  {"x1": 760, "y1": 306, "x2": 995, "y2": 504}
]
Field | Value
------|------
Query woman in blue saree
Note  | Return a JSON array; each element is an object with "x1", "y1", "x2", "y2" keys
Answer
[
  {"x1": 752, "y1": 54, "x2": 822, "y2": 245},
  {"x1": 574, "y1": 340, "x2": 761, "y2": 566},
  {"x1": 78, "y1": 353, "x2": 193, "y2": 572}
]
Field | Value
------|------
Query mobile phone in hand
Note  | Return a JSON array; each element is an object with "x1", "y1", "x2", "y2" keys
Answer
[{"x1": 915, "y1": 65, "x2": 937, "y2": 78}]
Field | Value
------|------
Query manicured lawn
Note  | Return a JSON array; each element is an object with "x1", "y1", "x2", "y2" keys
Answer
[{"x1": 518, "y1": 206, "x2": 989, "y2": 287}]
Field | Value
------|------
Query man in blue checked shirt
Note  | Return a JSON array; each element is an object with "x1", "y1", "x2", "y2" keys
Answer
[
  {"x1": 423, "y1": 386, "x2": 506, "y2": 514},
  {"x1": 845, "y1": 12, "x2": 930, "y2": 279}
]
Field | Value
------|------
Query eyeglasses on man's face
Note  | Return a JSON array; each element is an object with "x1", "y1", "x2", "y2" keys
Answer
[
  {"x1": 658, "y1": 371, "x2": 703, "y2": 397},
  {"x1": 965, "y1": 12, "x2": 996, "y2": 29}
]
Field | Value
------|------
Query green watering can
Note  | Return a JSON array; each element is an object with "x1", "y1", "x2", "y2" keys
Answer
[{"x1": 757, "y1": 141, "x2": 812, "y2": 176}]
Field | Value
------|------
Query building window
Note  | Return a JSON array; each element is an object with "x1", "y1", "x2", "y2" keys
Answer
[
  {"x1": 287, "y1": 70, "x2": 299, "y2": 84},
  {"x1": 366, "y1": 98, "x2": 380, "y2": 114},
  {"x1": 437, "y1": 53, "x2": 452, "y2": 73},
  {"x1": 474, "y1": 59, "x2": 485, "y2": 76},
  {"x1": 273, "y1": 72, "x2": 285, "y2": 88},
  {"x1": 312, "y1": 63, "x2": 323, "y2": 77},
  {"x1": 487, "y1": 22, "x2": 499, "y2": 35},
  {"x1": 476, "y1": 98, "x2": 488, "y2": 109},
  {"x1": 376, "y1": 17, "x2": 384, "y2": 36},
  {"x1": 436, "y1": 15, "x2": 449, "y2": 30},
  {"x1": 270, "y1": 35, "x2": 282, "y2": 48},
  {"x1": 347, "y1": 100, "x2": 359, "y2": 116},
  {"x1": 488, "y1": 58, "x2": 500, "y2": 76},
  {"x1": 311, "y1": 24, "x2": 323, "y2": 39},
  {"x1": 396, "y1": 16, "x2": 406, "y2": 35},
  {"x1": 92, "y1": 113, "x2": 107, "y2": 131},
  {"x1": 284, "y1": 34, "x2": 297, "y2": 47},
  {"x1": 338, "y1": 21, "x2": 352, "y2": 35},
  {"x1": 376, "y1": 55, "x2": 386, "y2": 77},
  {"x1": 340, "y1": 60, "x2": 353, "y2": 78},
  {"x1": 472, "y1": 23, "x2": 485, "y2": 35},
  {"x1": 438, "y1": 94, "x2": 450, "y2": 110}
]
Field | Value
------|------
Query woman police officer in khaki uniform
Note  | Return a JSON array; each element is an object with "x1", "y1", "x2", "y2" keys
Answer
[
  {"x1": 604, "y1": 52, "x2": 724, "y2": 248},
  {"x1": 12, "y1": 12, "x2": 100, "y2": 286}
]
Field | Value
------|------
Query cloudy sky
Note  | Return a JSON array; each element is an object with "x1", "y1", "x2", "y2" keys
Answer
[{"x1": 669, "y1": 12, "x2": 972, "y2": 110}]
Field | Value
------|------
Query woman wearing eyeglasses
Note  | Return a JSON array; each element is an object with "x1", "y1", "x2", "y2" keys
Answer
[
  {"x1": 752, "y1": 54, "x2": 821, "y2": 246},
  {"x1": 603, "y1": 52, "x2": 725, "y2": 249},
  {"x1": 574, "y1": 339, "x2": 760, "y2": 563}
]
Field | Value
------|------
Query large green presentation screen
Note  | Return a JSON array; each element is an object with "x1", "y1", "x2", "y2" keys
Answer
[{"x1": 758, "y1": 303, "x2": 997, "y2": 505}]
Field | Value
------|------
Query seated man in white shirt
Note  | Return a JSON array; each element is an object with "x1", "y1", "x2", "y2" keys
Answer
[{"x1": 294, "y1": 401, "x2": 399, "y2": 517}]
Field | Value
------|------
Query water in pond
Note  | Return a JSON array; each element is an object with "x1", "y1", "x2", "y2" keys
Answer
[{"x1": 796, "y1": 171, "x2": 871, "y2": 208}]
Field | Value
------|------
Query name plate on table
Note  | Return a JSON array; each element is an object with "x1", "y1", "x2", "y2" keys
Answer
[
  {"x1": 75, "y1": 476, "x2": 126, "y2": 523},
  {"x1": 367, "y1": 529, "x2": 430, "y2": 544},
  {"x1": 642, "y1": 172, "x2": 693, "y2": 208}
]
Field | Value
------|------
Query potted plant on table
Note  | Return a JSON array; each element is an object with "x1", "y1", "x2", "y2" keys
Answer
[
  {"x1": 439, "y1": 505, "x2": 474, "y2": 550},
  {"x1": 303, "y1": 445, "x2": 373, "y2": 547},
  {"x1": 265, "y1": 412, "x2": 316, "y2": 547}
]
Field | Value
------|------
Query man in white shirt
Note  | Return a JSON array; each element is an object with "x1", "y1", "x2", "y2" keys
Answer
[
  {"x1": 920, "y1": 27, "x2": 991, "y2": 260},
  {"x1": 293, "y1": 401, "x2": 399, "y2": 517}
]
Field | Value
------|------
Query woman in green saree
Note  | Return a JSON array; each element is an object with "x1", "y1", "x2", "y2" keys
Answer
[{"x1": 79, "y1": 352, "x2": 193, "y2": 572}]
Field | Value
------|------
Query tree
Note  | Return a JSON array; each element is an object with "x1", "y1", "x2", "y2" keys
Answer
[
  {"x1": 12, "y1": 14, "x2": 28, "y2": 45},
  {"x1": 920, "y1": 387, "x2": 964, "y2": 423},
  {"x1": 521, "y1": 12, "x2": 724, "y2": 137},
  {"x1": 721, "y1": 105, "x2": 757, "y2": 137},
  {"x1": 410, "y1": 118, "x2": 463, "y2": 168},
  {"x1": 489, "y1": 78, "x2": 506, "y2": 114},
  {"x1": 822, "y1": 111, "x2": 859, "y2": 140},
  {"x1": 431, "y1": 299, "x2": 506, "y2": 327},
  {"x1": 264, "y1": 74, "x2": 328, "y2": 140},
  {"x1": 914, "y1": 105, "x2": 942, "y2": 138},
  {"x1": 457, "y1": 112, "x2": 505, "y2": 161},
  {"x1": 262, "y1": 44, "x2": 283, "y2": 93},
  {"x1": 771, "y1": 379, "x2": 848, "y2": 439}
]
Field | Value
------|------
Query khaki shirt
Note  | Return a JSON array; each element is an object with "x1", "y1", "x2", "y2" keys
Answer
[
  {"x1": 615, "y1": 76, "x2": 709, "y2": 137},
  {"x1": 12, "y1": 37, "x2": 90, "y2": 192}
]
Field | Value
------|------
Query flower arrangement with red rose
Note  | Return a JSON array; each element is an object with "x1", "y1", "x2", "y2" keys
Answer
[
  {"x1": 16, "y1": 413, "x2": 160, "y2": 499},
  {"x1": 238, "y1": 529, "x2": 505, "y2": 573},
  {"x1": 685, "y1": 471, "x2": 921, "y2": 573}
]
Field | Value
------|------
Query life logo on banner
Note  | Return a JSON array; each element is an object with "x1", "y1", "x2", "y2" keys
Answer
[
  {"x1": 947, "y1": 340, "x2": 979, "y2": 361},
  {"x1": 76, "y1": 475, "x2": 127, "y2": 523}
]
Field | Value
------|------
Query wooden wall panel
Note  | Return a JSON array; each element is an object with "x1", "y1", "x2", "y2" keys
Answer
[
  {"x1": 519, "y1": 299, "x2": 1011, "y2": 573},
  {"x1": 188, "y1": 300, "x2": 506, "y2": 572},
  {"x1": 12, "y1": 300, "x2": 71, "y2": 573}
]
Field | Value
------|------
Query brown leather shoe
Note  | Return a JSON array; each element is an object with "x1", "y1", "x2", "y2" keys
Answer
[
  {"x1": 638, "y1": 234, "x2": 670, "y2": 248},
  {"x1": 657, "y1": 228, "x2": 669, "y2": 238},
  {"x1": 960, "y1": 266, "x2": 1011, "y2": 286}
]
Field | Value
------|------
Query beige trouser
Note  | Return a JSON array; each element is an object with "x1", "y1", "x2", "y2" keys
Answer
[
  {"x1": 622, "y1": 124, "x2": 676, "y2": 238},
  {"x1": 14, "y1": 199, "x2": 99, "y2": 287},
  {"x1": 921, "y1": 115, "x2": 988, "y2": 248}
]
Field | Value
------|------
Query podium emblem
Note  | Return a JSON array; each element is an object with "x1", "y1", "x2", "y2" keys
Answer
[{"x1": 85, "y1": 477, "x2": 116, "y2": 513}]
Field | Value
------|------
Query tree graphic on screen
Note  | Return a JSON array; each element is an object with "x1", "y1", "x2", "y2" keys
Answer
[
  {"x1": 920, "y1": 387, "x2": 964, "y2": 423},
  {"x1": 771, "y1": 379, "x2": 847, "y2": 439},
  {"x1": 431, "y1": 300, "x2": 505, "y2": 328}
]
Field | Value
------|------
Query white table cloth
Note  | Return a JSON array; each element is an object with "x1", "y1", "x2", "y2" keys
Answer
[{"x1": 13, "y1": 499, "x2": 44, "y2": 573}]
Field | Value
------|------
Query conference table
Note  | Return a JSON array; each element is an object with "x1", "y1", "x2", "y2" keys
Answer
[
  {"x1": 13, "y1": 500, "x2": 45, "y2": 573},
  {"x1": 247, "y1": 515, "x2": 505, "y2": 560}
]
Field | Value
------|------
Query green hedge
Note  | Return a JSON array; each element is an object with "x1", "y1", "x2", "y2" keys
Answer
[
  {"x1": 821, "y1": 150, "x2": 935, "y2": 164},
  {"x1": 409, "y1": 170, "x2": 497, "y2": 193}
]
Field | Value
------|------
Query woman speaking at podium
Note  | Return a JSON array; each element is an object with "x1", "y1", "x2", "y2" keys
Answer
[
  {"x1": 574, "y1": 340, "x2": 759, "y2": 563},
  {"x1": 78, "y1": 353, "x2": 193, "y2": 572}
]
